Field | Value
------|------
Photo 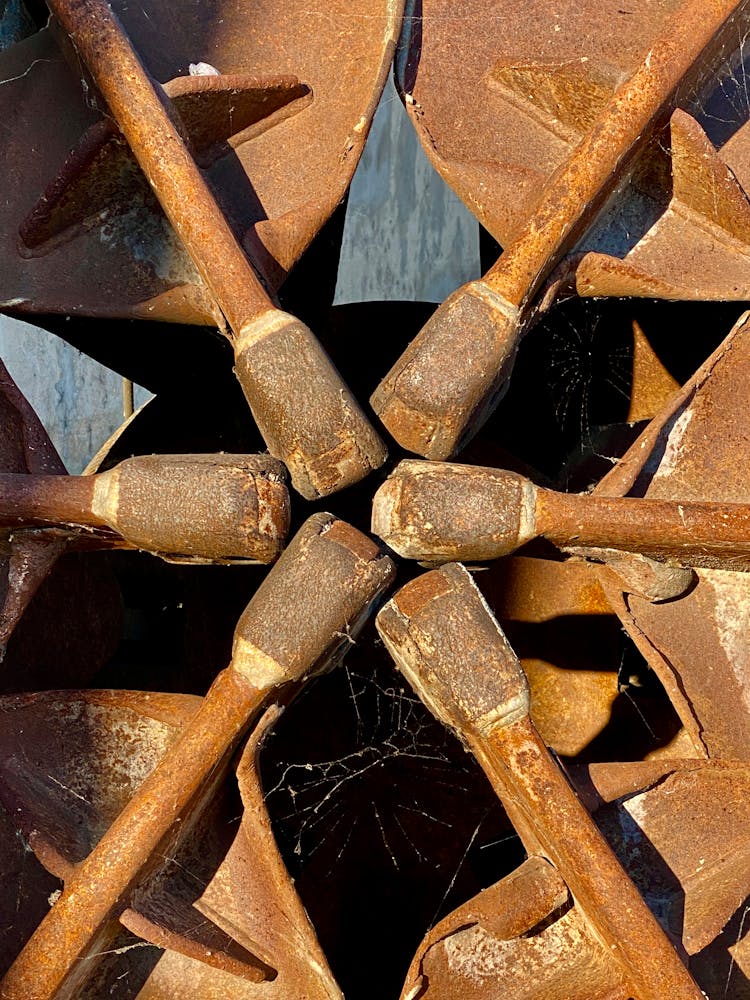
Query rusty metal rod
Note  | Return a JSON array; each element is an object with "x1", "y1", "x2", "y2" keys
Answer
[
  {"x1": 0, "y1": 453, "x2": 290, "y2": 563},
  {"x1": 371, "y1": 0, "x2": 745, "y2": 459},
  {"x1": 376, "y1": 564, "x2": 704, "y2": 1000},
  {"x1": 0, "y1": 514, "x2": 395, "y2": 1000},
  {"x1": 46, "y1": 0, "x2": 386, "y2": 499},
  {"x1": 373, "y1": 458, "x2": 750, "y2": 569}
]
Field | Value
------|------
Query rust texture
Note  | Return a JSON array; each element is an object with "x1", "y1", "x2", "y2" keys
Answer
[
  {"x1": 6, "y1": 0, "x2": 750, "y2": 996},
  {"x1": 374, "y1": 457, "x2": 750, "y2": 569},
  {"x1": 20, "y1": 0, "x2": 392, "y2": 499},
  {"x1": 0, "y1": 514, "x2": 394, "y2": 999}
]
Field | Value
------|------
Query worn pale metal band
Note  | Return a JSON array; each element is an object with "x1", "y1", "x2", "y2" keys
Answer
[
  {"x1": 467, "y1": 279, "x2": 522, "y2": 323},
  {"x1": 231, "y1": 636, "x2": 291, "y2": 689},
  {"x1": 518, "y1": 478, "x2": 539, "y2": 548},
  {"x1": 90, "y1": 467, "x2": 119, "y2": 526},
  {"x1": 235, "y1": 309, "x2": 297, "y2": 354}
]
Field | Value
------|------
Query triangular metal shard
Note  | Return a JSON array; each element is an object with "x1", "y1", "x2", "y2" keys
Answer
[
  {"x1": 0, "y1": 360, "x2": 68, "y2": 653},
  {"x1": 19, "y1": 74, "x2": 312, "y2": 258}
]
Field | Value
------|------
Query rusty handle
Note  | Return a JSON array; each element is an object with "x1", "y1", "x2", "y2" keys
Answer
[
  {"x1": 536, "y1": 487, "x2": 750, "y2": 567},
  {"x1": 47, "y1": 0, "x2": 387, "y2": 498},
  {"x1": 483, "y1": 715, "x2": 704, "y2": 1000},
  {"x1": 0, "y1": 514, "x2": 395, "y2": 1000},
  {"x1": 47, "y1": 0, "x2": 269, "y2": 332},
  {"x1": 371, "y1": 0, "x2": 744, "y2": 459},
  {"x1": 376, "y1": 564, "x2": 704, "y2": 1000},
  {"x1": 0, "y1": 471, "x2": 98, "y2": 527},
  {"x1": 373, "y1": 459, "x2": 750, "y2": 570}
]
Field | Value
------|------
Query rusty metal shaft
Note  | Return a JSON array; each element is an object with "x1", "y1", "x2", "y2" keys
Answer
[
  {"x1": 0, "y1": 515, "x2": 395, "y2": 1000},
  {"x1": 0, "y1": 669, "x2": 271, "y2": 1000},
  {"x1": 376, "y1": 564, "x2": 704, "y2": 1000},
  {"x1": 47, "y1": 0, "x2": 386, "y2": 499},
  {"x1": 373, "y1": 459, "x2": 750, "y2": 569},
  {"x1": 372, "y1": 0, "x2": 745, "y2": 459},
  {"x1": 0, "y1": 471, "x2": 97, "y2": 528},
  {"x1": 48, "y1": 0, "x2": 268, "y2": 335}
]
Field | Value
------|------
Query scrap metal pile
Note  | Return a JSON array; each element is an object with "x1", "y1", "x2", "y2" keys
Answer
[{"x1": 3, "y1": 0, "x2": 750, "y2": 997}]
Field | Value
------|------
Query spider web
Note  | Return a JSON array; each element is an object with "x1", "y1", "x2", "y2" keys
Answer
[{"x1": 260, "y1": 626, "x2": 522, "y2": 999}]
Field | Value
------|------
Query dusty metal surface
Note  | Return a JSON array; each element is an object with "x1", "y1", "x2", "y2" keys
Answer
[
  {"x1": 377, "y1": 564, "x2": 703, "y2": 1000},
  {"x1": 373, "y1": 456, "x2": 750, "y2": 569},
  {"x1": 1, "y1": 454, "x2": 290, "y2": 564}
]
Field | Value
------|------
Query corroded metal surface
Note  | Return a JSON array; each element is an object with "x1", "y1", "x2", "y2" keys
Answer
[
  {"x1": 591, "y1": 311, "x2": 750, "y2": 759},
  {"x1": 1, "y1": 454, "x2": 290, "y2": 564},
  {"x1": 373, "y1": 457, "x2": 750, "y2": 569},
  {"x1": 0, "y1": 0, "x2": 402, "y2": 318},
  {"x1": 4, "y1": 0, "x2": 750, "y2": 996},
  {"x1": 36, "y1": 0, "x2": 387, "y2": 499},
  {"x1": 0, "y1": 514, "x2": 394, "y2": 999},
  {"x1": 0, "y1": 692, "x2": 343, "y2": 998}
]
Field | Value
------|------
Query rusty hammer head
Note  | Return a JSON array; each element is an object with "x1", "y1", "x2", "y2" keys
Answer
[
  {"x1": 376, "y1": 562, "x2": 528, "y2": 738},
  {"x1": 232, "y1": 512, "x2": 396, "y2": 690},
  {"x1": 91, "y1": 453, "x2": 290, "y2": 563},
  {"x1": 372, "y1": 459, "x2": 537, "y2": 563}
]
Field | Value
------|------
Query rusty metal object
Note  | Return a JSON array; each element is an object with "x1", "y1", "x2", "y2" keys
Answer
[
  {"x1": 1, "y1": 453, "x2": 289, "y2": 564},
  {"x1": 0, "y1": 513, "x2": 394, "y2": 999},
  {"x1": 0, "y1": 1, "x2": 401, "y2": 318},
  {"x1": 0, "y1": 358, "x2": 69, "y2": 652},
  {"x1": 0, "y1": 691, "x2": 343, "y2": 998},
  {"x1": 372, "y1": 0, "x2": 749, "y2": 458},
  {"x1": 401, "y1": 756, "x2": 750, "y2": 999},
  {"x1": 588, "y1": 310, "x2": 750, "y2": 760},
  {"x1": 374, "y1": 457, "x2": 750, "y2": 570},
  {"x1": 38, "y1": 0, "x2": 386, "y2": 500},
  {"x1": 400, "y1": 857, "x2": 630, "y2": 1000},
  {"x1": 376, "y1": 563, "x2": 703, "y2": 1000}
]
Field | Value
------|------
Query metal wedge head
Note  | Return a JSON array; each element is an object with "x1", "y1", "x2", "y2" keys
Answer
[
  {"x1": 232, "y1": 512, "x2": 395, "y2": 689},
  {"x1": 376, "y1": 563, "x2": 529, "y2": 738},
  {"x1": 372, "y1": 459, "x2": 537, "y2": 562},
  {"x1": 91, "y1": 453, "x2": 290, "y2": 563}
]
